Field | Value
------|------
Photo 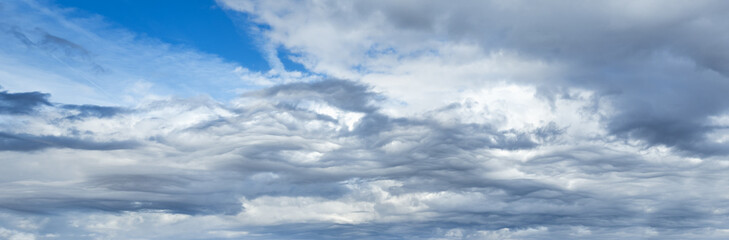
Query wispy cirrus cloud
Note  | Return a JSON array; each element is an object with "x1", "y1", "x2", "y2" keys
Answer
[{"x1": 0, "y1": 0, "x2": 316, "y2": 106}]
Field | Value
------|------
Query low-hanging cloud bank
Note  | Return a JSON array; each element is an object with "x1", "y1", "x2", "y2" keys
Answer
[{"x1": 1, "y1": 80, "x2": 729, "y2": 239}]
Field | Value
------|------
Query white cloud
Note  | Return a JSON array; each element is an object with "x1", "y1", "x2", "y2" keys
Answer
[
  {"x1": 219, "y1": 1, "x2": 729, "y2": 157},
  {"x1": 0, "y1": 228, "x2": 36, "y2": 240},
  {"x1": 219, "y1": 0, "x2": 573, "y2": 113}
]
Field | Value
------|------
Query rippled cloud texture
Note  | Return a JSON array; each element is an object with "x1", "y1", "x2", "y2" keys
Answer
[{"x1": 3, "y1": 0, "x2": 729, "y2": 239}]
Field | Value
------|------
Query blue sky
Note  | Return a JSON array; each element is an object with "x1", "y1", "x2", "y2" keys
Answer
[
  {"x1": 55, "y1": 0, "x2": 270, "y2": 71},
  {"x1": 3, "y1": 0, "x2": 729, "y2": 239}
]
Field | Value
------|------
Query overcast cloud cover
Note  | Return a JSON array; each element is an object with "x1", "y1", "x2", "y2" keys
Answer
[{"x1": 2, "y1": 0, "x2": 729, "y2": 239}]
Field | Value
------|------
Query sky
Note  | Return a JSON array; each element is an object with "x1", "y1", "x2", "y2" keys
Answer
[{"x1": 2, "y1": 0, "x2": 729, "y2": 239}]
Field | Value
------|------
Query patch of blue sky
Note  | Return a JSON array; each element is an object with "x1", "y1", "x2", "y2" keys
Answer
[
  {"x1": 276, "y1": 46, "x2": 309, "y2": 73},
  {"x1": 0, "y1": 0, "x2": 287, "y2": 106},
  {"x1": 54, "y1": 0, "x2": 270, "y2": 72}
]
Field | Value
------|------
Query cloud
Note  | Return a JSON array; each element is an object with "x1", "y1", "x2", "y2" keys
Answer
[
  {"x1": 0, "y1": 90, "x2": 50, "y2": 115},
  {"x1": 0, "y1": 89, "x2": 136, "y2": 151},
  {"x1": 252, "y1": 79, "x2": 382, "y2": 113},
  {"x1": 0, "y1": 227, "x2": 37, "y2": 240},
  {"x1": 0, "y1": 131, "x2": 139, "y2": 151},
  {"x1": 219, "y1": 0, "x2": 729, "y2": 156},
  {"x1": 3, "y1": 0, "x2": 729, "y2": 239},
  {"x1": 1, "y1": 79, "x2": 728, "y2": 239},
  {"x1": 59, "y1": 104, "x2": 124, "y2": 119}
]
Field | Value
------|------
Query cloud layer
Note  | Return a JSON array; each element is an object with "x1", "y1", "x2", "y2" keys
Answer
[
  {"x1": 1, "y1": 78, "x2": 729, "y2": 239},
  {"x1": 2, "y1": 0, "x2": 729, "y2": 239}
]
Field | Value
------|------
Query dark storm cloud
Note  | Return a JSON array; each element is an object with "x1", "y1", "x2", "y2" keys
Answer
[{"x1": 609, "y1": 114, "x2": 728, "y2": 156}]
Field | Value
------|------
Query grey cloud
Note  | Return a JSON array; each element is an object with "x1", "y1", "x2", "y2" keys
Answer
[
  {"x1": 0, "y1": 89, "x2": 136, "y2": 151},
  {"x1": 0, "y1": 89, "x2": 124, "y2": 119},
  {"x1": 252, "y1": 79, "x2": 382, "y2": 113},
  {"x1": 580, "y1": 58, "x2": 729, "y2": 156},
  {"x1": 221, "y1": 81, "x2": 556, "y2": 184},
  {"x1": 0, "y1": 90, "x2": 50, "y2": 115},
  {"x1": 438, "y1": 2, "x2": 729, "y2": 155},
  {"x1": 216, "y1": 81, "x2": 719, "y2": 237},
  {"x1": 229, "y1": 81, "x2": 729, "y2": 238},
  {"x1": 0, "y1": 131, "x2": 140, "y2": 151},
  {"x1": 89, "y1": 174, "x2": 193, "y2": 194},
  {"x1": 609, "y1": 116, "x2": 727, "y2": 156},
  {"x1": 2, "y1": 81, "x2": 728, "y2": 238},
  {"x1": 0, "y1": 196, "x2": 197, "y2": 215},
  {"x1": 3, "y1": 0, "x2": 729, "y2": 238},
  {"x1": 61, "y1": 104, "x2": 125, "y2": 119},
  {"x1": 1, "y1": 172, "x2": 243, "y2": 215},
  {"x1": 233, "y1": 0, "x2": 729, "y2": 156}
]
